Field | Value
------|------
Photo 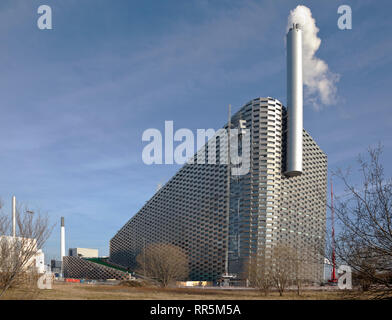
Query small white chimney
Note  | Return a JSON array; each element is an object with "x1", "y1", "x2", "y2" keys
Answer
[{"x1": 60, "y1": 217, "x2": 65, "y2": 261}]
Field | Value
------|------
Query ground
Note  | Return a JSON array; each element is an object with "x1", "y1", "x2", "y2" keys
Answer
[{"x1": 1, "y1": 282, "x2": 356, "y2": 300}]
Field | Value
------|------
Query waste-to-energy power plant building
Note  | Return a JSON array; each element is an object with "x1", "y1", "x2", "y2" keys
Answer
[{"x1": 110, "y1": 24, "x2": 327, "y2": 282}]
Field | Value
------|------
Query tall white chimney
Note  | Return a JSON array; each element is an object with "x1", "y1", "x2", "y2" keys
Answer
[
  {"x1": 60, "y1": 217, "x2": 65, "y2": 261},
  {"x1": 285, "y1": 23, "x2": 303, "y2": 177},
  {"x1": 12, "y1": 196, "x2": 16, "y2": 237}
]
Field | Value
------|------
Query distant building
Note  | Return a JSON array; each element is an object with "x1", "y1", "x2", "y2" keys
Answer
[
  {"x1": 69, "y1": 247, "x2": 99, "y2": 258},
  {"x1": 0, "y1": 235, "x2": 45, "y2": 274},
  {"x1": 51, "y1": 259, "x2": 62, "y2": 274}
]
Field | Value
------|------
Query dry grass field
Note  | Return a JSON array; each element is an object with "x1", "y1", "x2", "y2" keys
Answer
[{"x1": 1, "y1": 282, "x2": 357, "y2": 300}]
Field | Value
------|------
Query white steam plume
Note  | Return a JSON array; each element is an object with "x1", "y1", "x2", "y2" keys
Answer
[{"x1": 287, "y1": 5, "x2": 339, "y2": 110}]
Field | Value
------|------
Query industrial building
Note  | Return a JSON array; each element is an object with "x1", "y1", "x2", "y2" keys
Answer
[
  {"x1": 0, "y1": 235, "x2": 46, "y2": 274},
  {"x1": 109, "y1": 24, "x2": 327, "y2": 282},
  {"x1": 50, "y1": 259, "x2": 62, "y2": 275},
  {"x1": 69, "y1": 247, "x2": 99, "y2": 258},
  {"x1": 0, "y1": 196, "x2": 46, "y2": 275}
]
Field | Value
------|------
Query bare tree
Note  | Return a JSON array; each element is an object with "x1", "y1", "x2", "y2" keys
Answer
[
  {"x1": 269, "y1": 244, "x2": 295, "y2": 296},
  {"x1": 0, "y1": 201, "x2": 52, "y2": 298},
  {"x1": 246, "y1": 244, "x2": 312, "y2": 296},
  {"x1": 245, "y1": 255, "x2": 273, "y2": 296},
  {"x1": 349, "y1": 245, "x2": 380, "y2": 292},
  {"x1": 288, "y1": 247, "x2": 306, "y2": 296},
  {"x1": 333, "y1": 145, "x2": 392, "y2": 298},
  {"x1": 136, "y1": 243, "x2": 188, "y2": 287}
]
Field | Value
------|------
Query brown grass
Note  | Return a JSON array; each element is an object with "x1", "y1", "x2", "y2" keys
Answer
[{"x1": 0, "y1": 282, "x2": 356, "y2": 300}]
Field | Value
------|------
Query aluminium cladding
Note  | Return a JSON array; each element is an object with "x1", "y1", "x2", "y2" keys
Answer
[{"x1": 109, "y1": 97, "x2": 327, "y2": 282}]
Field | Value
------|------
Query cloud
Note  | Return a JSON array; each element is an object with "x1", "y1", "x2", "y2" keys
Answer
[{"x1": 287, "y1": 5, "x2": 339, "y2": 110}]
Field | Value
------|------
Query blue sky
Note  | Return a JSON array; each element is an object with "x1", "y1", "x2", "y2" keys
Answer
[{"x1": 0, "y1": 0, "x2": 391, "y2": 261}]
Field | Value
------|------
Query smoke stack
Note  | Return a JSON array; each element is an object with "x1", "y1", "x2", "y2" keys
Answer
[
  {"x1": 60, "y1": 217, "x2": 65, "y2": 262},
  {"x1": 285, "y1": 23, "x2": 303, "y2": 177},
  {"x1": 12, "y1": 196, "x2": 16, "y2": 237}
]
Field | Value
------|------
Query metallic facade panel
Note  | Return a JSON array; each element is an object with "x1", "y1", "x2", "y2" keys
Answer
[
  {"x1": 63, "y1": 256, "x2": 129, "y2": 280},
  {"x1": 109, "y1": 97, "x2": 327, "y2": 283}
]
